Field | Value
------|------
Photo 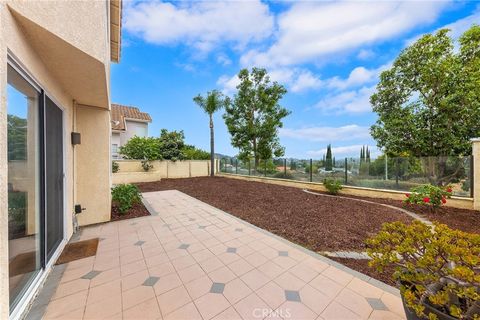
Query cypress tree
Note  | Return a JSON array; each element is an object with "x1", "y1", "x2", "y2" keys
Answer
[{"x1": 325, "y1": 144, "x2": 333, "y2": 171}]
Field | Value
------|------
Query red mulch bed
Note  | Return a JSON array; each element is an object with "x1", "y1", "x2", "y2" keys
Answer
[
  {"x1": 111, "y1": 202, "x2": 150, "y2": 221},
  {"x1": 137, "y1": 177, "x2": 412, "y2": 252},
  {"x1": 334, "y1": 193, "x2": 480, "y2": 234}
]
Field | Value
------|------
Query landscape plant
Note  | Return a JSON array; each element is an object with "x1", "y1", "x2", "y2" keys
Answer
[
  {"x1": 366, "y1": 221, "x2": 480, "y2": 320},
  {"x1": 158, "y1": 129, "x2": 185, "y2": 161},
  {"x1": 224, "y1": 67, "x2": 290, "y2": 171},
  {"x1": 404, "y1": 184, "x2": 452, "y2": 211},
  {"x1": 141, "y1": 160, "x2": 153, "y2": 172},
  {"x1": 323, "y1": 178, "x2": 343, "y2": 195},
  {"x1": 182, "y1": 145, "x2": 210, "y2": 160},
  {"x1": 112, "y1": 161, "x2": 119, "y2": 173},
  {"x1": 193, "y1": 90, "x2": 229, "y2": 176},
  {"x1": 119, "y1": 136, "x2": 160, "y2": 160},
  {"x1": 111, "y1": 184, "x2": 142, "y2": 215}
]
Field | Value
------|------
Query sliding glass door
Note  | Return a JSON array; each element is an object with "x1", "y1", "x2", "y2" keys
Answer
[
  {"x1": 7, "y1": 64, "x2": 42, "y2": 311},
  {"x1": 7, "y1": 62, "x2": 65, "y2": 313}
]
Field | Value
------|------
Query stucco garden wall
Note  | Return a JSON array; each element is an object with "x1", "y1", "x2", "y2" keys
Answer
[{"x1": 112, "y1": 160, "x2": 218, "y2": 184}]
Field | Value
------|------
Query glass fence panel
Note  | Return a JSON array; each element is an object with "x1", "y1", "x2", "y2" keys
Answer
[{"x1": 219, "y1": 156, "x2": 471, "y2": 197}]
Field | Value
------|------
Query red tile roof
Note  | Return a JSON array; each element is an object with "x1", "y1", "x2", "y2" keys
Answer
[{"x1": 111, "y1": 103, "x2": 152, "y2": 131}]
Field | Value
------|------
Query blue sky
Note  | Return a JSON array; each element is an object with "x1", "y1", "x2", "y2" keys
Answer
[{"x1": 111, "y1": 1, "x2": 479, "y2": 159}]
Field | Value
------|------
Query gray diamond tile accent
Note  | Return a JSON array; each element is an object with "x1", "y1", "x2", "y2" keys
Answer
[
  {"x1": 285, "y1": 290, "x2": 301, "y2": 302},
  {"x1": 226, "y1": 247, "x2": 237, "y2": 253},
  {"x1": 178, "y1": 244, "x2": 190, "y2": 250},
  {"x1": 189, "y1": 218, "x2": 195, "y2": 221},
  {"x1": 366, "y1": 298, "x2": 388, "y2": 311},
  {"x1": 235, "y1": 228, "x2": 243, "y2": 232},
  {"x1": 210, "y1": 282, "x2": 225, "y2": 294},
  {"x1": 279, "y1": 251, "x2": 289, "y2": 257},
  {"x1": 143, "y1": 276, "x2": 160, "y2": 287},
  {"x1": 199, "y1": 226, "x2": 206, "y2": 229},
  {"x1": 81, "y1": 270, "x2": 102, "y2": 280},
  {"x1": 134, "y1": 241, "x2": 145, "y2": 246}
]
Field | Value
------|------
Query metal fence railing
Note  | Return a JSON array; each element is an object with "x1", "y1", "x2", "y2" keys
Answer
[{"x1": 219, "y1": 156, "x2": 473, "y2": 198}]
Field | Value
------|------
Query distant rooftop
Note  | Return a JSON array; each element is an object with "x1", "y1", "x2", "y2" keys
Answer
[{"x1": 111, "y1": 103, "x2": 152, "y2": 131}]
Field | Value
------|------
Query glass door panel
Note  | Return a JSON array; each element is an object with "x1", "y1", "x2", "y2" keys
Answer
[{"x1": 7, "y1": 65, "x2": 42, "y2": 310}]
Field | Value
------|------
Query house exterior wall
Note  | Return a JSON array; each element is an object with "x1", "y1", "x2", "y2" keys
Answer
[
  {"x1": 120, "y1": 120, "x2": 149, "y2": 146},
  {"x1": 0, "y1": 1, "x2": 114, "y2": 318}
]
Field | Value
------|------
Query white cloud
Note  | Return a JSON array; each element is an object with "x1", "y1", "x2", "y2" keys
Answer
[
  {"x1": 315, "y1": 85, "x2": 376, "y2": 114},
  {"x1": 307, "y1": 144, "x2": 380, "y2": 157},
  {"x1": 357, "y1": 49, "x2": 375, "y2": 60},
  {"x1": 241, "y1": 1, "x2": 449, "y2": 68},
  {"x1": 279, "y1": 125, "x2": 371, "y2": 142},
  {"x1": 217, "y1": 54, "x2": 232, "y2": 66},
  {"x1": 217, "y1": 67, "x2": 322, "y2": 95},
  {"x1": 407, "y1": 7, "x2": 480, "y2": 46},
  {"x1": 216, "y1": 74, "x2": 240, "y2": 95},
  {"x1": 325, "y1": 64, "x2": 387, "y2": 90},
  {"x1": 124, "y1": 0, "x2": 274, "y2": 53}
]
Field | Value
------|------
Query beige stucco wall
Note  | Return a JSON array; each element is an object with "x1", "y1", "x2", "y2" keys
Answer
[
  {"x1": 112, "y1": 160, "x2": 217, "y2": 184},
  {"x1": 220, "y1": 173, "x2": 475, "y2": 211},
  {"x1": 1, "y1": 1, "x2": 113, "y2": 318},
  {"x1": 472, "y1": 139, "x2": 480, "y2": 210},
  {"x1": 75, "y1": 106, "x2": 112, "y2": 226},
  {"x1": 0, "y1": 4, "x2": 9, "y2": 317}
]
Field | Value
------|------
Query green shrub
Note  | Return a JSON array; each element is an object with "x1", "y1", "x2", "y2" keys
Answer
[
  {"x1": 141, "y1": 160, "x2": 153, "y2": 172},
  {"x1": 323, "y1": 178, "x2": 342, "y2": 195},
  {"x1": 182, "y1": 145, "x2": 210, "y2": 160},
  {"x1": 112, "y1": 161, "x2": 119, "y2": 173},
  {"x1": 119, "y1": 136, "x2": 161, "y2": 160},
  {"x1": 8, "y1": 192, "x2": 26, "y2": 225},
  {"x1": 366, "y1": 221, "x2": 480, "y2": 319},
  {"x1": 273, "y1": 172, "x2": 294, "y2": 179},
  {"x1": 111, "y1": 184, "x2": 142, "y2": 215},
  {"x1": 404, "y1": 184, "x2": 452, "y2": 210}
]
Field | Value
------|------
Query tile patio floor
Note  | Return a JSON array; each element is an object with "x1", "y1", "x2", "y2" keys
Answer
[{"x1": 31, "y1": 190, "x2": 406, "y2": 320}]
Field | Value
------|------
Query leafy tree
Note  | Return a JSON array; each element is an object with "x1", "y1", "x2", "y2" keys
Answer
[
  {"x1": 371, "y1": 26, "x2": 480, "y2": 157},
  {"x1": 325, "y1": 144, "x2": 333, "y2": 171},
  {"x1": 7, "y1": 115, "x2": 27, "y2": 161},
  {"x1": 158, "y1": 129, "x2": 185, "y2": 161},
  {"x1": 119, "y1": 136, "x2": 160, "y2": 160},
  {"x1": 193, "y1": 90, "x2": 229, "y2": 176},
  {"x1": 224, "y1": 68, "x2": 290, "y2": 170},
  {"x1": 182, "y1": 145, "x2": 210, "y2": 160}
]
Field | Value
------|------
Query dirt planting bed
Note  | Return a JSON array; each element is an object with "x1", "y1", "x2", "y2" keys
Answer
[
  {"x1": 337, "y1": 194, "x2": 480, "y2": 234},
  {"x1": 137, "y1": 177, "x2": 412, "y2": 252},
  {"x1": 111, "y1": 202, "x2": 150, "y2": 221}
]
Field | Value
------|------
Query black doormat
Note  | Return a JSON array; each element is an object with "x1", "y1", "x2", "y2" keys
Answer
[{"x1": 55, "y1": 238, "x2": 99, "y2": 265}]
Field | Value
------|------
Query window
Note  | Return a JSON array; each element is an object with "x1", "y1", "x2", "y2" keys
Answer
[{"x1": 112, "y1": 144, "x2": 119, "y2": 158}]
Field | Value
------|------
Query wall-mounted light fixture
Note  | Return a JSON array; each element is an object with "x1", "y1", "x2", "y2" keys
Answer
[{"x1": 71, "y1": 132, "x2": 81, "y2": 145}]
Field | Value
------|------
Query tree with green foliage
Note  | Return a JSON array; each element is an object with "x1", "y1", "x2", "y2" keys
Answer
[
  {"x1": 119, "y1": 136, "x2": 161, "y2": 160},
  {"x1": 158, "y1": 129, "x2": 185, "y2": 161},
  {"x1": 325, "y1": 144, "x2": 333, "y2": 171},
  {"x1": 371, "y1": 26, "x2": 480, "y2": 157},
  {"x1": 193, "y1": 90, "x2": 229, "y2": 176},
  {"x1": 7, "y1": 115, "x2": 27, "y2": 161},
  {"x1": 182, "y1": 145, "x2": 210, "y2": 160},
  {"x1": 223, "y1": 68, "x2": 290, "y2": 171}
]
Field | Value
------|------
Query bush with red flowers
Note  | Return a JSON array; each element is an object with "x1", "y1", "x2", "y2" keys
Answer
[{"x1": 404, "y1": 184, "x2": 452, "y2": 211}]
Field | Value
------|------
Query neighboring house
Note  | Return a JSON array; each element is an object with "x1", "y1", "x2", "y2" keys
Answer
[
  {"x1": 0, "y1": 1, "x2": 122, "y2": 319},
  {"x1": 111, "y1": 103, "x2": 152, "y2": 159}
]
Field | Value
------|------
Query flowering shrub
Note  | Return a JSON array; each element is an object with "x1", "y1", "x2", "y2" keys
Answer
[
  {"x1": 404, "y1": 184, "x2": 452, "y2": 210},
  {"x1": 366, "y1": 221, "x2": 480, "y2": 319}
]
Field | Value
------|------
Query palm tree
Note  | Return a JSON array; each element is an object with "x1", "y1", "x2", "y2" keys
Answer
[{"x1": 193, "y1": 90, "x2": 229, "y2": 177}]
